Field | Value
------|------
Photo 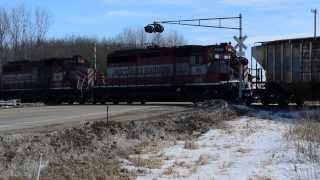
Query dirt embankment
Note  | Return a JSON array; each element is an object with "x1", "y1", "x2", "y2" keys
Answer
[{"x1": 0, "y1": 100, "x2": 237, "y2": 180}]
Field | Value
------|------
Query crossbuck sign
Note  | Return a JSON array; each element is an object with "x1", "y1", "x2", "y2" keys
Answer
[{"x1": 234, "y1": 35, "x2": 247, "y2": 57}]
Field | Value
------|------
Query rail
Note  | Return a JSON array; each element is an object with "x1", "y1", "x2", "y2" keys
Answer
[{"x1": 0, "y1": 99, "x2": 21, "y2": 107}]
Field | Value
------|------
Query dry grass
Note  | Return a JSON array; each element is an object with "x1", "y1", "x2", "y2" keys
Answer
[
  {"x1": 247, "y1": 175, "x2": 272, "y2": 180},
  {"x1": 235, "y1": 148, "x2": 252, "y2": 154},
  {"x1": 134, "y1": 141, "x2": 163, "y2": 154},
  {"x1": 184, "y1": 141, "x2": 199, "y2": 150},
  {"x1": 129, "y1": 155, "x2": 164, "y2": 169},
  {"x1": 162, "y1": 166, "x2": 177, "y2": 176},
  {"x1": 0, "y1": 177, "x2": 30, "y2": 180},
  {"x1": 286, "y1": 118, "x2": 320, "y2": 163},
  {"x1": 41, "y1": 160, "x2": 135, "y2": 180},
  {"x1": 285, "y1": 112, "x2": 320, "y2": 180},
  {"x1": 218, "y1": 161, "x2": 233, "y2": 170},
  {"x1": 197, "y1": 155, "x2": 209, "y2": 165}
]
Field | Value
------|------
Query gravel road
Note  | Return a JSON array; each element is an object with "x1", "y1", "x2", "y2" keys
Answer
[{"x1": 0, "y1": 104, "x2": 189, "y2": 133}]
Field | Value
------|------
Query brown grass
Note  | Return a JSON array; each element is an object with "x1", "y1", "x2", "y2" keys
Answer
[
  {"x1": 197, "y1": 155, "x2": 209, "y2": 165},
  {"x1": 286, "y1": 118, "x2": 320, "y2": 163},
  {"x1": 247, "y1": 175, "x2": 272, "y2": 180},
  {"x1": 218, "y1": 161, "x2": 233, "y2": 170},
  {"x1": 134, "y1": 141, "x2": 163, "y2": 154},
  {"x1": 162, "y1": 166, "x2": 177, "y2": 176},
  {"x1": 285, "y1": 112, "x2": 320, "y2": 180},
  {"x1": 129, "y1": 155, "x2": 164, "y2": 169},
  {"x1": 235, "y1": 148, "x2": 252, "y2": 154},
  {"x1": 184, "y1": 141, "x2": 199, "y2": 150},
  {"x1": 41, "y1": 160, "x2": 135, "y2": 180}
]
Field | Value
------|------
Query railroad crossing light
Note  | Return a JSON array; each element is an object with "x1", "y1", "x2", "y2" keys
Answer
[
  {"x1": 144, "y1": 25, "x2": 154, "y2": 33},
  {"x1": 154, "y1": 24, "x2": 164, "y2": 33},
  {"x1": 144, "y1": 23, "x2": 164, "y2": 33}
]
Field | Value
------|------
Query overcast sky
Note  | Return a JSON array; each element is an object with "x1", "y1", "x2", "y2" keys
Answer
[{"x1": 0, "y1": 0, "x2": 318, "y2": 49}]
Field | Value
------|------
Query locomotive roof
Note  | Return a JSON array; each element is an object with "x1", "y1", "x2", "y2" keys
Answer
[
  {"x1": 109, "y1": 44, "x2": 230, "y2": 57},
  {"x1": 5, "y1": 55, "x2": 87, "y2": 65}
]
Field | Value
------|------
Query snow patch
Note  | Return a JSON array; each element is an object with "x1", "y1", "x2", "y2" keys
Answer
[{"x1": 122, "y1": 109, "x2": 320, "y2": 179}]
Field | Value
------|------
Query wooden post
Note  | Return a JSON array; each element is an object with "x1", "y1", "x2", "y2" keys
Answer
[{"x1": 107, "y1": 105, "x2": 109, "y2": 124}]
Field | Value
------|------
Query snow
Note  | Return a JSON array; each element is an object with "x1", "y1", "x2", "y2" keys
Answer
[{"x1": 122, "y1": 108, "x2": 320, "y2": 180}]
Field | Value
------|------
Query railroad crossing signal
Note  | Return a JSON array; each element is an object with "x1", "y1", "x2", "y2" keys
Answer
[
  {"x1": 234, "y1": 35, "x2": 248, "y2": 57},
  {"x1": 144, "y1": 23, "x2": 165, "y2": 33}
]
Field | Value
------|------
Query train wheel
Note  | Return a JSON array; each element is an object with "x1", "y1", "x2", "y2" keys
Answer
[
  {"x1": 278, "y1": 101, "x2": 289, "y2": 107},
  {"x1": 113, "y1": 100, "x2": 119, "y2": 105},
  {"x1": 141, "y1": 101, "x2": 146, "y2": 105},
  {"x1": 99, "y1": 101, "x2": 105, "y2": 105},
  {"x1": 79, "y1": 99, "x2": 85, "y2": 105},
  {"x1": 295, "y1": 99, "x2": 304, "y2": 107},
  {"x1": 277, "y1": 94, "x2": 289, "y2": 107},
  {"x1": 261, "y1": 99, "x2": 269, "y2": 106},
  {"x1": 245, "y1": 98, "x2": 252, "y2": 106},
  {"x1": 192, "y1": 98, "x2": 200, "y2": 104},
  {"x1": 127, "y1": 101, "x2": 132, "y2": 105}
]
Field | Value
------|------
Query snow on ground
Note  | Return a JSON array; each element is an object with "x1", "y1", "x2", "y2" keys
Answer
[{"x1": 122, "y1": 107, "x2": 319, "y2": 180}]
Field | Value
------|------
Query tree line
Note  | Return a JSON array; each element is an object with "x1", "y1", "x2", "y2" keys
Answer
[{"x1": 0, "y1": 5, "x2": 186, "y2": 73}]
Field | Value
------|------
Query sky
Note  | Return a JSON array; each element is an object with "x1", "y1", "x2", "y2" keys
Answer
[{"x1": 0, "y1": 0, "x2": 318, "y2": 50}]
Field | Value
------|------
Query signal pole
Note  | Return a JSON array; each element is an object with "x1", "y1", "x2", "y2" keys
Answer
[
  {"x1": 94, "y1": 43, "x2": 97, "y2": 70},
  {"x1": 311, "y1": 9, "x2": 317, "y2": 38},
  {"x1": 239, "y1": 14, "x2": 243, "y2": 100},
  {"x1": 93, "y1": 42, "x2": 97, "y2": 85}
]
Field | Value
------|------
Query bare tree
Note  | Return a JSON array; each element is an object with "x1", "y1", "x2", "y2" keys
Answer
[
  {"x1": 0, "y1": 9, "x2": 9, "y2": 48},
  {"x1": 8, "y1": 6, "x2": 22, "y2": 60},
  {"x1": 0, "y1": 8, "x2": 9, "y2": 63},
  {"x1": 113, "y1": 27, "x2": 186, "y2": 48},
  {"x1": 0, "y1": 5, "x2": 52, "y2": 61},
  {"x1": 151, "y1": 33, "x2": 164, "y2": 47},
  {"x1": 164, "y1": 30, "x2": 186, "y2": 47},
  {"x1": 114, "y1": 28, "x2": 145, "y2": 48},
  {"x1": 136, "y1": 29, "x2": 147, "y2": 47},
  {"x1": 34, "y1": 7, "x2": 51, "y2": 45}
]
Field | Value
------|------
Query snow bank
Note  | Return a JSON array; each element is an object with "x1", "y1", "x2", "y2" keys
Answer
[{"x1": 124, "y1": 109, "x2": 320, "y2": 180}]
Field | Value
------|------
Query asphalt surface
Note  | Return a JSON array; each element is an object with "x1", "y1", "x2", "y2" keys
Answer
[{"x1": 0, "y1": 104, "x2": 189, "y2": 133}]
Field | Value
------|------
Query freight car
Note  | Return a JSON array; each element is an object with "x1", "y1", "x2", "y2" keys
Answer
[
  {"x1": 0, "y1": 56, "x2": 95, "y2": 104},
  {"x1": 92, "y1": 43, "x2": 249, "y2": 104},
  {"x1": 251, "y1": 37, "x2": 320, "y2": 106}
]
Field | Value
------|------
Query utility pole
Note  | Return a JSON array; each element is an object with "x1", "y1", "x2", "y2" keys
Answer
[{"x1": 311, "y1": 9, "x2": 317, "y2": 38}]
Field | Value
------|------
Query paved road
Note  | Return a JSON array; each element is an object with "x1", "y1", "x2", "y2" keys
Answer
[{"x1": 0, "y1": 104, "x2": 188, "y2": 133}]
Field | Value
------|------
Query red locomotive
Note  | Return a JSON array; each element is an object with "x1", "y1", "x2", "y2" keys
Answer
[
  {"x1": 0, "y1": 56, "x2": 95, "y2": 104},
  {"x1": 92, "y1": 43, "x2": 248, "y2": 104}
]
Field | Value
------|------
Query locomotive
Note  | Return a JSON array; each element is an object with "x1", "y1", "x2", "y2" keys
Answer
[
  {"x1": 0, "y1": 43, "x2": 249, "y2": 104},
  {"x1": 92, "y1": 43, "x2": 249, "y2": 104},
  {"x1": 0, "y1": 56, "x2": 95, "y2": 104}
]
